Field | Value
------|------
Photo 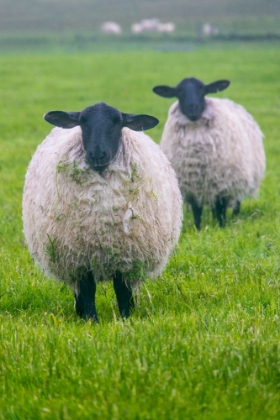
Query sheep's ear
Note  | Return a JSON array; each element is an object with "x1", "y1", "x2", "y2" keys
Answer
[
  {"x1": 122, "y1": 113, "x2": 159, "y2": 131},
  {"x1": 153, "y1": 85, "x2": 178, "y2": 98},
  {"x1": 205, "y1": 80, "x2": 230, "y2": 94},
  {"x1": 44, "y1": 111, "x2": 81, "y2": 128}
]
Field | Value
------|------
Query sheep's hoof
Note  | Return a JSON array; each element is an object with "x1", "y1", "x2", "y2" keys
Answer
[
  {"x1": 74, "y1": 271, "x2": 98, "y2": 322},
  {"x1": 74, "y1": 298, "x2": 99, "y2": 322},
  {"x1": 113, "y1": 271, "x2": 135, "y2": 319}
]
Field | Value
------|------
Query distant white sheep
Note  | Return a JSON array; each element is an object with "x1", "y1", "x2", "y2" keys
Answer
[
  {"x1": 131, "y1": 19, "x2": 175, "y2": 34},
  {"x1": 157, "y1": 23, "x2": 175, "y2": 33},
  {"x1": 131, "y1": 23, "x2": 143, "y2": 34},
  {"x1": 22, "y1": 102, "x2": 182, "y2": 320},
  {"x1": 153, "y1": 77, "x2": 265, "y2": 229},
  {"x1": 140, "y1": 18, "x2": 159, "y2": 32},
  {"x1": 202, "y1": 23, "x2": 219, "y2": 36},
  {"x1": 101, "y1": 22, "x2": 122, "y2": 35}
]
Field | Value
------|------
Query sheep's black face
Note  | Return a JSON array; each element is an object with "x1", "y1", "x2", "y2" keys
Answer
[
  {"x1": 176, "y1": 78, "x2": 206, "y2": 122},
  {"x1": 80, "y1": 104, "x2": 123, "y2": 172},
  {"x1": 153, "y1": 77, "x2": 230, "y2": 123},
  {"x1": 44, "y1": 102, "x2": 159, "y2": 174}
]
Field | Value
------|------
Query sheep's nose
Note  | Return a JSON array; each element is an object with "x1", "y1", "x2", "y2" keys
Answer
[
  {"x1": 188, "y1": 104, "x2": 199, "y2": 112},
  {"x1": 90, "y1": 151, "x2": 106, "y2": 161},
  {"x1": 87, "y1": 150, "x2": 111, "y2": 172},
  {"x1": 186, "y1": 104, "x2": 202, "y2": 121}
]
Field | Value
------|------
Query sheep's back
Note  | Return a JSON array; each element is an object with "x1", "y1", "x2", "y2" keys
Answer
[
  {"x1": 160, "y1": 98, "x2": 265, "y2": 206},
  {"x1": 23, "y1": 127, "x2": 182, "y2": 285}
]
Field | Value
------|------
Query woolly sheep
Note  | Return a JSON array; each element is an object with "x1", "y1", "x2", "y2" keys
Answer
[
  {"x1": 202, "y1": 23, "x2": 219, "y2": 37},
  {"x1": 101, "y1": 22, "x2": 122, "y2": 35},
  {"x1": 157, "y1": 23, "x2": 175, "y2": 34},
  {"x1": 131, "y1": 19, "x2": 175, "y2": 34},
  {"x1": 153, "y1": 77, "x2": 265, "y2": 229},
  {"x1": 22, "y1": 102, "x2": 182, "y2": 321}
]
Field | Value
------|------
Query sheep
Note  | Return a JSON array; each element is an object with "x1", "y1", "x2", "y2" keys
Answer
[
  {"x1": 101, "y1": 22, "x2": 122, "y2": 35},
  {"x1": 157, "y1": 23, "x2": 175, "y2": 34},
  {"x1": 131, "y1": 19, "x2": 175, "y2": 34},
  {"x1": 202, "y1": 23, "x2": 219, "y2": 37},
  {"x1": 22, "y1": 102, "x2": 182, "y2": 321},
  {"x1": 139, "y1": 18, "x2": 159, "y2": 32},
  {"x1": 131, "y1": 23, "x2": 143, "y2": 34},
  {"x1": 153, "y1": 77, "x2": 265, "y2": 230}
]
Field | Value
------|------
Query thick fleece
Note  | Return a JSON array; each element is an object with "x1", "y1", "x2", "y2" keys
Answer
[
  {"x1": 160, "y1": 97, "x2": 265, "y2": 207},
  {"x1": 23, "y1": 126, "x2": 182, "y2": 286}
]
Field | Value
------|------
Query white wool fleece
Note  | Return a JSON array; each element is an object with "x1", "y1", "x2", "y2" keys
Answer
[
  {"x1": 23, "y1": 126, "x2": 182, "y2": 285},
  {"x1": 160, "y1": 97, "x2": 265, "y2": 207}
]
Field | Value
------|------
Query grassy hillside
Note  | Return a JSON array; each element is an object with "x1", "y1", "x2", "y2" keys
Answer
[
  {"x1": 0, "y1": 46, "x2": 280, "y2": 419},
  {"x1": 0, "y1": 0, "x2": 279, "y2": 53},
  {"x1": 1, "y1": 0, "x2": 280, "y2": 32},
  {"x1": 0, "y1": 0, "x2": 279, "y2": 42}
]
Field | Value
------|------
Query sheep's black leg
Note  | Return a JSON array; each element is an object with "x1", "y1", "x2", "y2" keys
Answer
[
  {"x1": 113, "y1": 271, "x2": 134, "y2": 319},
  {"x1": 233, "y1": 200, "x2": 241, "y2": 216},
  {"x1": 74, "y1": 271, "x2": 98, "y2": 321},
  {"x1": 215, "y1": 196, "x2": 228, "y2": 227},
  {"x1": 189, "y1": 198, "x2": 203, "y2": 230},
  {"x1": 211, "y1": 207, "x2": 217, "y2": 219}
]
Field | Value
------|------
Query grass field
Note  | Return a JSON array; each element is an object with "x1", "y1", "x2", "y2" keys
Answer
[
  {"x1": 0, "y1": 0, "x2": 280, "y2": 54},
  {"x1": 0, "y1": 44, "x2": 280, "y2": 419},
  {"x1": 0, "y1": 0, "x2": 279, "y2": 34}
]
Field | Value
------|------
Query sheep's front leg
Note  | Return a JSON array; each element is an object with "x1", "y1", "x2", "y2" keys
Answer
[
  {"x1": 189, "y1": 198, "x2": 203, "y2": 230},
  {"x1": 74, "y1": 271, "x2": 98, "y2": 321},
  {"x1": 214, "y1": 196, "x2": 228, "y2": 227},
  {"x1": 113, "y1": 271, "x2": 135, "y2": 319},
  {"x1": 232, "y1": 200, "x2": 241, "y2": 216}
]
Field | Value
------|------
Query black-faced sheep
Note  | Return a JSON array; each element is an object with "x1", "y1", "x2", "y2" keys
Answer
[
  {"x1": 153, "y1": 77, "x2": 265, "y2": 229},
  {"x1": 22, "y1": 102, "x2": 182, "y2": 321}
]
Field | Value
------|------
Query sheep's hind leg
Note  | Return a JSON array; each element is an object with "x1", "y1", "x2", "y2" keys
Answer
[
  {"x1": 74, "y1": 271, "x2": 98, "y2": 321},
  {"x1": 214, "y1": 196, "x2": 228, "y2": 227},
  {"x1": 113, "y1": 271, "x2": 135, "y2": 319},
  {"x1": 232, "y1": 200, "x2": 241, "y2": 216},
  {"x1": 189, "y1": 198, "x2": 203, "y2": 230}
]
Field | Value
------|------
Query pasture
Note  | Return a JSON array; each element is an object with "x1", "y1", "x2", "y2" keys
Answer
[
  {"x1": 0, "y1": 0, "x2": 279, "y2": 54},
  {"x1": 0, "y1": 44, "x2": 280, "y2": 419}
]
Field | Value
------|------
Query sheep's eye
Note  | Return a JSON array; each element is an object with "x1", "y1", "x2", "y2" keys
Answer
[
  {"x1": 109, "y1": 124, "x2": 118, "y2": 134},
  {"x1": 177, "y1": 88, "x2": 183, "y2": 97},
  {"x1": 112, "y1": 116, "x2": 121, "y2": 125}
]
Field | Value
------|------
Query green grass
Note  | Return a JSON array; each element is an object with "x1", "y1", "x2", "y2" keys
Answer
[
  {"x1": 0, "y1": 0, "x2": 280, "y2": 54},
  {"x1": 0, "y1": 0, "x2": 279, "y2": 35},
  {"x1": 0, "y1": 46, "x2": 280, "y2": 419}
]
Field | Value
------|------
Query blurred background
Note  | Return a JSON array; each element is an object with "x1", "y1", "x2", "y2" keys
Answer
[{"x1": 0, "y1": 0, "x2": 280, "y2": 53}]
